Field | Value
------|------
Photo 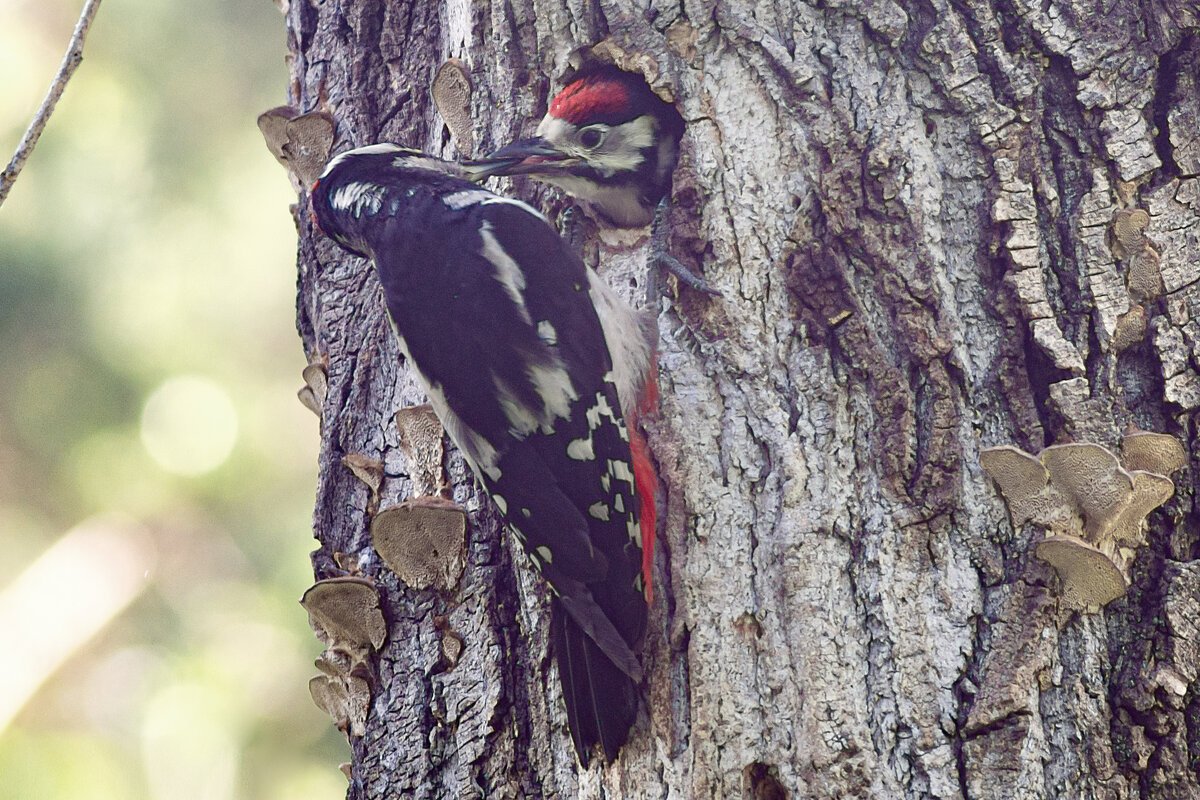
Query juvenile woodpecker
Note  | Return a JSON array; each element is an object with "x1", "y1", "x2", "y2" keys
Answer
[
  {"x1": 310, "y1": 143, "x2": 658, "y2": 763},
  {"x1": 473, "y1": 66, "x2": 718, "y2": 294}
]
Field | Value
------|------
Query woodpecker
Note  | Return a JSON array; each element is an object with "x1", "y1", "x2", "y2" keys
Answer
[
  {"x1": 310, "y1": 143, "x2": 658, "y2": 763},
  {"x1": 472, "y1": 66, "x2": 718, "y2": 294}
]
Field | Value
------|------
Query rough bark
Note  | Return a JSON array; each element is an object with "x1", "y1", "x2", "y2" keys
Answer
[{"x1": 279, "y1": 0, "x2": 1200, "y2": 797}]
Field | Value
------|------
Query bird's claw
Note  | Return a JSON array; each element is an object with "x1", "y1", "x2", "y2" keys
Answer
[
  {"x1": 650, "y1": 198, "x2": 721, "y2": 297},
  {"x1": 651, "y1": 250, "x2": 722, "y2": 296}
]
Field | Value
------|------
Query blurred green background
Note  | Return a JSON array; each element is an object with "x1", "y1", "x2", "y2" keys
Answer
[{"x1": 0, "y1": 0, "x2": 348, "y2": 797}]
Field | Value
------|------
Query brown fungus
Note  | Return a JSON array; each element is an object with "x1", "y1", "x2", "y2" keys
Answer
[
  {"x1": 1033, "y1": 535, "x2": 1128, "y2": 611},
  {"x1": 257, "y1": 106, "x2": 296, "y2": 165},
  {"x1": 979, "y1": 445, "x2": 1048, "y2": 511},
  {"x1": 309, "y1": 673, "x2": 370, "y2": 738},
  {"x1": 1121, "y1": 430, "x2": 1186, "y2": 475},
  {"x1": 979, "y1": 445, "x2": 1076, "y2": 533},
  {"x1": 1107, "y1": 471, "x2": 1175, "y2": 547},
  {"x1": 297, "y1": 386, "x2": 321, "y2": 417},
  {"x1": 1127, "y1": 247, "x2": 1164, "y2": 303},
  {"x1": 440, "y1": 629, "x2": 464, "y2": 669},
  {"x1": 430, "y1": 59, "x2": 474, "y2": 155},
  {"x1": 371, "y1": 497, "x2": 467, "y2": 592},
  {"x1": 302, "y1": 361, "x2": 328, "y2": 406},
  {"x1": 300, "y1": 576, "x2": 387, "y2": 653},
  {"x1": 982, "y1": 437, "x2": 1179, "y2": 610},
  {"x1": 1110, "y1": 208, "x2": 1149, "y2": 259},
  {"x1": 1111, "y1": 304, "x2": 1147, "y2": 352},
  {"x1": 314, "y1": 649, "x2": 352, "y2": 677},
  {"x1": 332, "y1": 550, "x2": 364, "y2": 576},
  {"x1": 1039, "y1": 443, "x2": 1132, "y2": 539},
  {"x1": 395, "y1": 404, "x2": 447, "y2": 497},
  {"x1": 342, "y1": 453, "x2": 384, "y2": 513},
  {"x1": 256, "y1": 107, "x2": 335, "y2": 189},
  {"x1": 297, "y1": 357, "x2": 328, "y2": 418}
]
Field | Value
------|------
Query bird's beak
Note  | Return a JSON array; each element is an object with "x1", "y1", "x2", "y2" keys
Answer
[{"x1": 462, "y1": 137, "x2": 578, "y2": 178}]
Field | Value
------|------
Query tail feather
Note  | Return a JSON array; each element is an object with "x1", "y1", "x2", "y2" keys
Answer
[{"x1": 552, "y1": 599, "x2": 638, "y2": 764}]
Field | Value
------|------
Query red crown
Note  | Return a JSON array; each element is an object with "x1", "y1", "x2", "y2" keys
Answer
[{"x1": 549, "y1": 76, "x2": 630, "y2": 124}]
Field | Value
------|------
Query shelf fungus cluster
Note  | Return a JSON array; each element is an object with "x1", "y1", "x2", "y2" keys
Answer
[
  {"x1": 301, "y1": 577, "x2": 387, "y2": 738},
  {"x1": 980, "y1": 432, "x2": 1186, "y2": 610}
]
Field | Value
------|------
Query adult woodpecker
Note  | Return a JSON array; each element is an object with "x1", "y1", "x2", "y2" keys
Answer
[
  {"x1": 472, "y1": 66, "x2": 718, "y2": 294},
  {"x1": 310, "y1": 143, "x2": 658, "y2": 763}
]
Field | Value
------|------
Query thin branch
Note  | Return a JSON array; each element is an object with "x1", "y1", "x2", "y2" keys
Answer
[{"x1": 0, "y1": 0, "x2": 104, "y2": 208}]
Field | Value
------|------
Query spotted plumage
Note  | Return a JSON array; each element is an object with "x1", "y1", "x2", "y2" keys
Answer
[{"x1": 311, "y1": 144, "x2": 657, "y2": 762}]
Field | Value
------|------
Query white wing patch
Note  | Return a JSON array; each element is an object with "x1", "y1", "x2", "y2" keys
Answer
[
  {"x1": 493, "y1": 360, "x2": 577, "y2": 438},
  {"x1": 536, "y1": 320, "x2": 558, "y2": 346},
  {"x1": 390, "y1": 320, "x2": 503, "y2": 482},
  {"x1": 567, "y1": 436, "x2": 595, "y2": 461},
  {"x1": 442, "y1": 189, "x2": 548, "y2": 222},
  {"x1": 627, "y1": 516, "x2": 641, "y2": 544},
  {"x1": 588, "y1": 501, "x2": 610, "y2": 521},
  {"x1": 584, "y1": 392, "x2": 619, "y2": 430},
  {"x1": 527, "y1": 362, "x2": 577, "y2": 428},
  {"x1": 609, "y1": 460, "x2": 635, "y2": 486},
  {"x1": 494, "y1": 373, "x2": 541, "y2": 437},
  {"x1": 442, "y1": 189, "x2": 495, "y2": 210},
  {"x1": 568, "y1": 391, "x2": 627, "y2": 458},
  {"x1": 319, "y1": 143, "x2": 406, "y2": 180},
  {"x1": 479, "y1": 221, "x2": 533, "y2": 326},
  {"x1": 332, "y1": 181, "x2": 387, "y2": 217}
]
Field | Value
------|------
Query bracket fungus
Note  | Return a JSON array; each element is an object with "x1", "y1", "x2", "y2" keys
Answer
[
  {"x1": 1103, "y1": 208, "x2": 1164, "y2": 351},
  {"x1": 1032, "y1": 535, "x2": 1128, "y2": 609},
  {"x1": 257, "y1": 106, "x2": 335, "y2": 189},
  {"x1": 976, "y1": 445, "x2": 1077, "y2": 534},
  {"x1": 309, "y1": 673, "x2": 370, "y2": 739},
  {"x1": 300, "y1": 577, "x2": 386, "y2": 738},
  {"x1": 342, "y1": 453, "x2": 384, "y2": 514},
  {"x1": 371, "y1": 497, "x2": 467, "y2": 592},
  {"x1": 300, "y1": 576, "x2": 387, "y2": 655},
  {"x1": 433, "y1": 617, "x2": 465, "y2": 669},
  {"x1": 1109, "y1": 208, "x2": 1150, "y2": 260},
  {"x1": 1112, "y1": 304, "x2": 1148, "y2": 353},
  {"x1": 430, "y1": 59, "x2": 474, "y2": 155},
  {"x1": 981, "y1": 432, "x2": 1182, "y2": 610},
  {"x1": 395, "y1": 404, "x2": 447, "y2": 498},
  {"x1": 1120, "y1": 430, "x2": 1187, "y2": 475},
  {"x1": 297, "y1": 358, "x2": 328, "y2": 418}
]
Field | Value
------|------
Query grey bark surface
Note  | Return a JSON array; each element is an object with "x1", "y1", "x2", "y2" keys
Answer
[{"x1": 280, "y1": 0, "x2": 1200, "y2": 797}]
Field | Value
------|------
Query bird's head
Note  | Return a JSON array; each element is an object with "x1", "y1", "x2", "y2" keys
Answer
[
  {"x1": 310, "y1": 143, "x2": 479, "y2": 253},
  {"x1": 466, "y1": 67, "x2": 684, "y2": 227}
]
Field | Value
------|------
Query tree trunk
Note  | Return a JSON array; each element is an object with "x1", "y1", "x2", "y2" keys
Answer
[{"x1": 279, "y1": 0, "x2": 1200, "y2": 797}]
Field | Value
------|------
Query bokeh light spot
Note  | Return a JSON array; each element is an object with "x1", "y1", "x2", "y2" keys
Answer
[{"x1": 140, "y1": 376, "x2": 237, "y2": 476}]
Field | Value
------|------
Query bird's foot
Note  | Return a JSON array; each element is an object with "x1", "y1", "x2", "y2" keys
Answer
[{"x1": 650, "y1": 198, "x2": 720, "y2": 297}]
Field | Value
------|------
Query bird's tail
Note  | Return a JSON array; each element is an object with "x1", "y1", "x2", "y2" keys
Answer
[{"x1": 551, "y1": 598, "x2": 639, "y2": 765}]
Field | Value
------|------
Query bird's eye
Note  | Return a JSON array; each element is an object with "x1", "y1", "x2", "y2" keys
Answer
[{"x1": 579, "y1": 126, "x2": 605, "y2": 149}]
